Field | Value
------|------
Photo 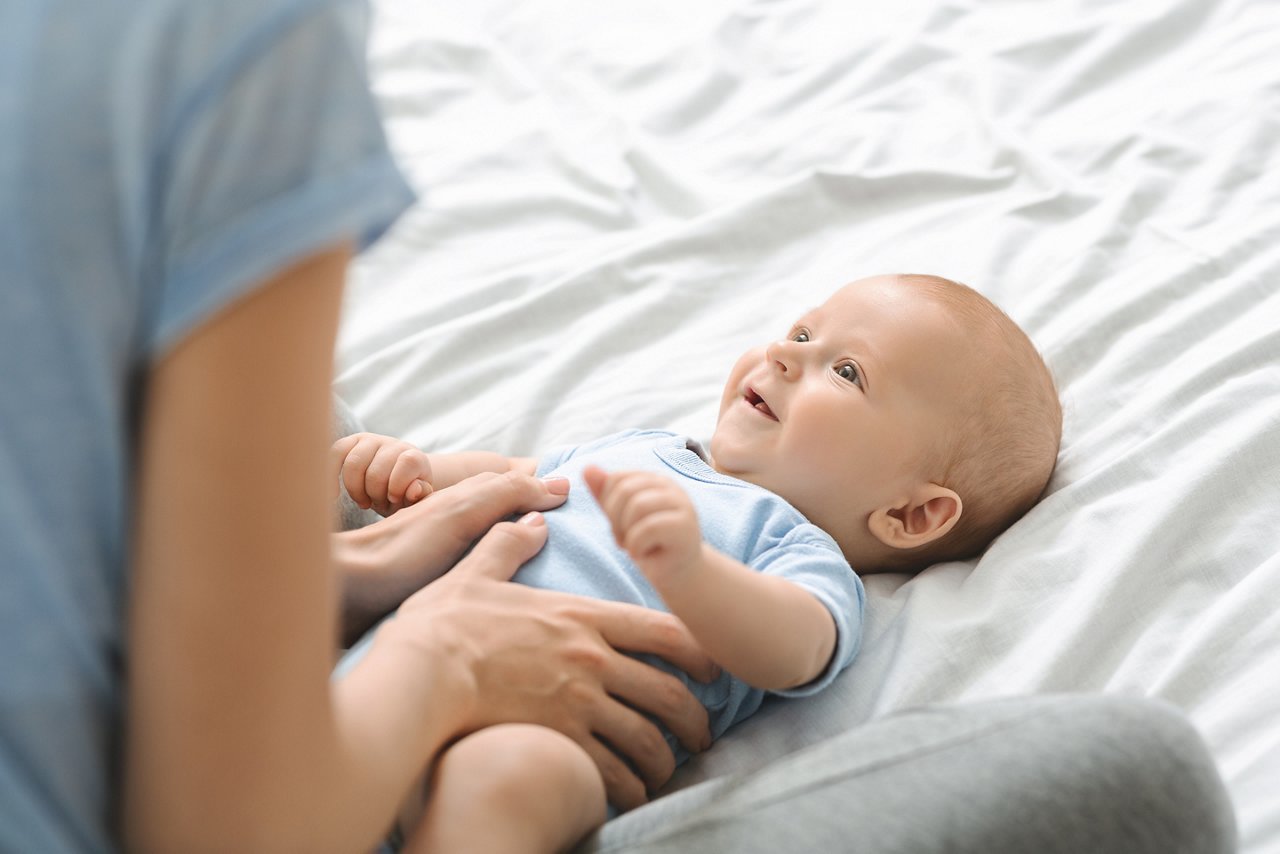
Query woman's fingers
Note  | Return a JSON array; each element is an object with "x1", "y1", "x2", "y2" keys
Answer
[
  {"x1": 541, "y1": 597, "x2": 716, "y2": 756},
  {"x1": 452, "y1": 470, "x2": 569, "y2": 515},
  {"x1": 392, "y1": 575, "x2": 716, "y2": 811},
  {"x1": 572, "y1": 599, "x2": 720, "y2": 684},
  {"x1": 352, "y1": 472, "x2": 570, "y2": 590},
  {"x1": 424, "y1": 471, "x2": 570, "y2": 549},
  {"x1": 577, "y1": 735, "x2": 650, "y2": 813},
  {"x1": 595, "y1": 653, "x2": 711, "y2": 758},
  {"x1": 446, "y1": 512, "x2": 550, "y2": 583}
]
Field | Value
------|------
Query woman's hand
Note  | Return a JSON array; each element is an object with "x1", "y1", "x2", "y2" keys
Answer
[
  {"x1": 333, "y1": 470, "x2": 570, "y2": 642},
  {"x1": 383, "y1": 513, "x2": 717, "y2": 812}
]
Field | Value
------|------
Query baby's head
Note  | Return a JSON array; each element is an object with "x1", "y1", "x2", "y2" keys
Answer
[{"x1": 709, "y1": 274, "x2": 1061, "y2": 573}]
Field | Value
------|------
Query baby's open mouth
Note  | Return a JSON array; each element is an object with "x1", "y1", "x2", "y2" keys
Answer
[{"x1": 745, "y1": 387, "x2": 778, "y2": 420}]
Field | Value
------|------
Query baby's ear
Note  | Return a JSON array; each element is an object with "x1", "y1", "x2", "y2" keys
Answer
[{"x1": 868, "y1": 484, "x2": 962, "y2": 550}]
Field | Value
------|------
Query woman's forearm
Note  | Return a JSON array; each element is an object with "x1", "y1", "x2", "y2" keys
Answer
[
  {"x1": 126, "y1": 247, "x2": 450, "y2": 852},
  {"x1": 655, "y1": 545, "x2": 837, "y2": 691}
]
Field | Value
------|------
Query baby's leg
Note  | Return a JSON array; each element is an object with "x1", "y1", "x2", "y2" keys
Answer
[{"x1": 401, "y1": 723, "x2": 607, "y2": 854}]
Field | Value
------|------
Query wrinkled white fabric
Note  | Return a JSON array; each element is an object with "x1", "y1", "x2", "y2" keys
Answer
[{"x1": 337, "y1": 1, "x2": 1280, "y2": 849}]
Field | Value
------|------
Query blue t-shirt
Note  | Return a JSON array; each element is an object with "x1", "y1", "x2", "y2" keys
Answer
[{"x1": 0, "y1": 1, "x2": 413, "y2": 850}]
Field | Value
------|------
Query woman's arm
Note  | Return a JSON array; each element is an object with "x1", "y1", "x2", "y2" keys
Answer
[
  {"x1": 126, "y1": 248, "x2": 716, "y2": 851},
  {"x1": 127, "y1": 245, "x2": 412, "y2": 850},
  {"x1": 585, "y1": 466, "x2": 836, "y2": 691}
]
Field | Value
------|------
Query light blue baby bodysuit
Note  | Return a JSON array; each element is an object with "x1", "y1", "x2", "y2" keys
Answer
[
  {"x1": 338, "y1": 429, "x2": 865, "y2": 771},
  {"x1": 523, "y1": 429, "x2": 865, "y2": 764}
]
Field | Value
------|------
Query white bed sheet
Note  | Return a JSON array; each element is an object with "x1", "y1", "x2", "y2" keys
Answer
[{"x1": 336, "y1": 0, "x2": 1280, "y2": 849}]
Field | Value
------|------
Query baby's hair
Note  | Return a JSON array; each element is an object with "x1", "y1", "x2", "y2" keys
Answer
[{"x1": 885, "y1": 273, "x2": 1062, "y2": 572}]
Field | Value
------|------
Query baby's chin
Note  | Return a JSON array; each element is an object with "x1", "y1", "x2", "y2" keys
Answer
[
  {"x1": 705, "y1": 430, "x2": 743, "y2": 474},
  {"x1": 706, "y1": 448, "x2": 779, "y2": 495}
]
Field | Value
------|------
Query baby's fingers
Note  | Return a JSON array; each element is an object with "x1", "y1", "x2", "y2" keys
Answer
[
  {"x1": 586, "y1": 468, "x2": 675, "y2": 546},
  {"x1": 387, "y1": 449, "x2": 433, "y2": 508},
  {"x1": 328, "y1": 434, "x2": 360, "y2": 501},
  {"x1": 365, "y1": 441, "x2": 410, "y2": 516},
  {"x1": 583, "y1": 465, "x2": 610, "y2": 504},
  {"x1": 584, "y1": 467, "x2": 644, "y2": 543},
  {"x1": 339, "y1": 434, "x2": 385, "y2": 509}
]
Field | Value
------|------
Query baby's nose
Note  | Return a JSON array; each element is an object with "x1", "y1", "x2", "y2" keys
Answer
[{"x1": 765, "y1": 340, "x2": 798, "y2": 376}]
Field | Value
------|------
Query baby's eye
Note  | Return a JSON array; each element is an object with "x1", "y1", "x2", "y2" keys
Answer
[
  {"x1": 790, "y1": 329, "x2": 810, "y2": 343},
  {"x1": 834, "y1": 362, "x2": 863, "y2": 387}
]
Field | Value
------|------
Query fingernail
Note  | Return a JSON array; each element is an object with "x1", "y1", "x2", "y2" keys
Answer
[
  {"x1": 518, "y1": 511, "x2": 545, "y2": 526},
  {"x1": 541, "y1": 476, "x2": 571, "y2": 495}
]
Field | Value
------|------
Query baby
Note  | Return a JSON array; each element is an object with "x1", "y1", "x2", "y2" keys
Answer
[{"x1": 334, "y1": 273, "x2": 1062, "y2": 853}]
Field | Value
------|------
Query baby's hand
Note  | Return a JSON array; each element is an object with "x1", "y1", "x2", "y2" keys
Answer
[
  {"x1": 583, "y1": 465, "x2": 703, "y2": 586},
  {"x1": 330, "y1": 432, "x2": 433, "y2": 517}
]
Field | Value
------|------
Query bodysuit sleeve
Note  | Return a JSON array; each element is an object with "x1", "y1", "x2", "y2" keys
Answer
[{"x1": 753, "y1": 528, "x2": 865, "y2": 697}]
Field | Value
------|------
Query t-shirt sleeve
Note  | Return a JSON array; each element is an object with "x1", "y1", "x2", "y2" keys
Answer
[
  {"x1": 753, "y1": 529, "x2": 865, "y2": 698},
  {"x1": 142, "y1": 0, "x2": 415, "y2": 357}
]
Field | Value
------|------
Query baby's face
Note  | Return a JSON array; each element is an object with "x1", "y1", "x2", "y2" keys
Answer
[{"x1": 709, "y1": 275, "x2": 975, "y2": 558}]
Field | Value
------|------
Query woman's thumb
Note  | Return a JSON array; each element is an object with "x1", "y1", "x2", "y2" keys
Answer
[{"x1": 450, "y1": 512, "x2": 549, "y2": 582}]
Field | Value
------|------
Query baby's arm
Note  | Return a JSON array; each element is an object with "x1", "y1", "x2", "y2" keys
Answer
[
  {"x1": 428, "y1": 451, "x2": 538, "y2": 488},
  {"x1": 331, "y1": 432, "x2": 536, "y2": 517},
  {"x1": 584, "y1": 466, "x2": 835, "y2": 691}
]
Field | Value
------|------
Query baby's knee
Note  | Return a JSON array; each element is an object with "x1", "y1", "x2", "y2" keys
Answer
[
  {"x1": 402, "y1": 725, "x2": 606, "y2": 854},
  {"x1": 456, "y1": 724, "x2": 593, "y2": 778},
  {"x1": 444, "y1": 724, "x2": 606, "y2": 816}
]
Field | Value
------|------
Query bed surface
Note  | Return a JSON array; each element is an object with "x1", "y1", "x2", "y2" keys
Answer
[{"x1": 336, "y1": 1, "x2": 1280, "y2": 848}]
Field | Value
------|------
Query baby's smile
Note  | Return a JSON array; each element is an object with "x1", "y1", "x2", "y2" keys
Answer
[{"x1": 744, "y1": 386, "x2": 778, "y2": 421}]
